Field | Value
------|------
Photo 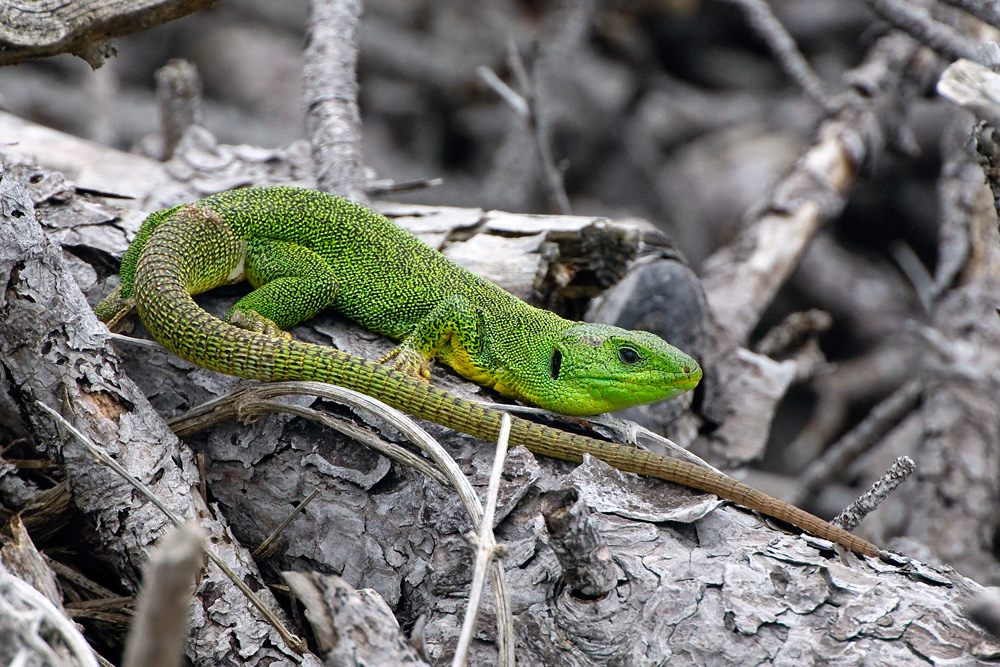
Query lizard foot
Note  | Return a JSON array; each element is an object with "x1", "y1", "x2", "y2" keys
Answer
[
  {"x1": 227, "y1": 310, "x2": 292, "y2": 340},
  {"x1": 379, "y1": 346, "x2": 432, "y2": 381},
  {"x1": 93, "y1": 285, "x2": 136, "y2": 330}
]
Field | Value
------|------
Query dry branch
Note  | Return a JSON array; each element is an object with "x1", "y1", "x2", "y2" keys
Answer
[
  {"x1": 540, "y1": 487, "x2": 620, "y2": 600},
  {"x1": 867, "y1": 0, "x2": 980, "y2": 62},
  {"x1": 701, "y1": 32, "x2": 919, "y2": 345},
  {"x1": 303, "y1": 0, "x2": 368, "y2": 202},
  {"x1": 859, "y1": 101, "x2": 1000, "y2": 583},
  {"x1": 122, "y1": 522, "x2": 206, "y2": 667},
  {"x1": 717, "y1": 0, "x2": 830, "y2": 105},
  {"x1": 154, "y1": 59, "x2": 204, "y2": 161},
  {"x1": 0, "y1": 0, "x2": 221, "y2": 68},
  {"x1": 283, "y1": 572, "x2": 430, "y2": 665}
]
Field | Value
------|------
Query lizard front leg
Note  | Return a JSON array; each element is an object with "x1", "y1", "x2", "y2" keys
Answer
[
  {"x1": 380, "y1": 294, "x2": 492, "y2": 383},
  {"x1": 226, "y1": 237, "x2": 339, "y2": 338}
]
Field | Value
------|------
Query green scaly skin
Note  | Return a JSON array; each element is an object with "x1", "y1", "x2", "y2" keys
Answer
[{"x1": 94, "y1": 186, "x2": 882, "y2": 558}]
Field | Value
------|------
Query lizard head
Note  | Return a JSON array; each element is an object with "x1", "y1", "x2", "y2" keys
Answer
[{"x1": 540, "y1": 322, "x2": 701, "y2": 416}]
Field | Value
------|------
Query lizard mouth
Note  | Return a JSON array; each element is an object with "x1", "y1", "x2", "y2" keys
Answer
[
  {"x1": 554, "y1": 367, "x2": 702, "y2": 415},
  {"x1": 672, "y1": 374, "x2": 702, "y2": 393},
  {"x1": 575, "y1": 364, "x2": 702, "y2": 393}
]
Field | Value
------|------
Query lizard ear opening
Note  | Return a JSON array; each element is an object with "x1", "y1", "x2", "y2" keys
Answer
[{"x1": 550, "y1": 348, "x2": 562, "y2": 380}]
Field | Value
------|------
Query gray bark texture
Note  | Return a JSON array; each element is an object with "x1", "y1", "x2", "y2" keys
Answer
[{"x1": 3, "y1": 2, "x2": 1000, "y2": 662}]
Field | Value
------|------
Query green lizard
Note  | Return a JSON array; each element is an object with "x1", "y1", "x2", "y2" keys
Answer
[{"x1": 95, "y1": 185, "x2": 883, "y2": 558}]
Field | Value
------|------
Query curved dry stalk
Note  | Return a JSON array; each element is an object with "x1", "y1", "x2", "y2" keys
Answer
[{"x1": 170, "y1": 380, "x2": 516, "y2": 667}]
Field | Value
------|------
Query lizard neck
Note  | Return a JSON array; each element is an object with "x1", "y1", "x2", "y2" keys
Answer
[{"x1": 439, "y1": 311, "x2": 573, "y2": 407}]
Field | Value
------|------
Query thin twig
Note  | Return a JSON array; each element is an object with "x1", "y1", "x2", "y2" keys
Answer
[
  {"x1": 793, "y1": 379, "x2": 922, "y2": 506},
  {"x1": 196, "y1": 452, "x2": 207, "y2": 504},
  {"x1": 754, "y1": 309, "x2": 834, "y2": 357},
  {"x1": 453, "y1": 414, "x2": 511, "y2": 667},
  {"x1": 483, "y1": 41, "x2": 572, "y2": 214},
  {"x1": 521, "y1": 56, "x2": 572, "y2": 214},
  {"x1": 107, "y1": 332, "x2": 165, "y2": 349},
  {"x1": 889, "y1": 240, "x2": 935, "y2": 313},
  {"x1": 34, "y1": 401, "x2": 308, "y2": 654},
  {"x1": 905, "y1": 319, "x2": 961, "y2": 363},
  {"x1": 476, "y1": 67, "x2": 529, "y2": 118},
  {"x1": 367, "y1": 177, "x2": 444, "y2": 196},
  {"x1": 43, "y1": 556, "x2": 119, "y2": 601},
  {"x1": 717, "y1": 0, "x2": 830, "y2": 105},
  {"x1": 867, "y1": 0, "x2": 979, "y2": 62},
  {"x1": 833, "y1": 456, "x2": 915, "y2": 530},
  {"x1": 253, "y1": 489, "x2": 321, "y2": 559}
]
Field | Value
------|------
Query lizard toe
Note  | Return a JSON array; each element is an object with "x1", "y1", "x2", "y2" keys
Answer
[{"x1": 379, "y1": 346, "x2": 433, "y2": 381}]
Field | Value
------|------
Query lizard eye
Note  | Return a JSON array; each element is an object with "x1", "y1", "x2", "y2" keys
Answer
[
  {"x1": 550, "y1": 348, "x2": 563, "y2": 380},
  {"x1": 619, "y1": 347, "x2": 640, "y2": 365}
]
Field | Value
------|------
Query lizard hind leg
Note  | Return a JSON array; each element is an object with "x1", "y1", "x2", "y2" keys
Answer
[
  {"x1": 226, "y1": 237, "x2": 340, "y2": 339},
  {"x1": 94, "y1": 284, "x2": 136, "y2": 330},
  {"x1": 379, "y1": 294, "x2": 490, "y2": 383}
]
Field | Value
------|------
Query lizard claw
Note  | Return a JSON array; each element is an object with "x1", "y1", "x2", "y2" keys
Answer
[
  {"x1": 228, "y1": 310, "x2": 292, "y2": 339},
  {"x1": 379, "y1": 346, "x2": 432, "y2": 381}
]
